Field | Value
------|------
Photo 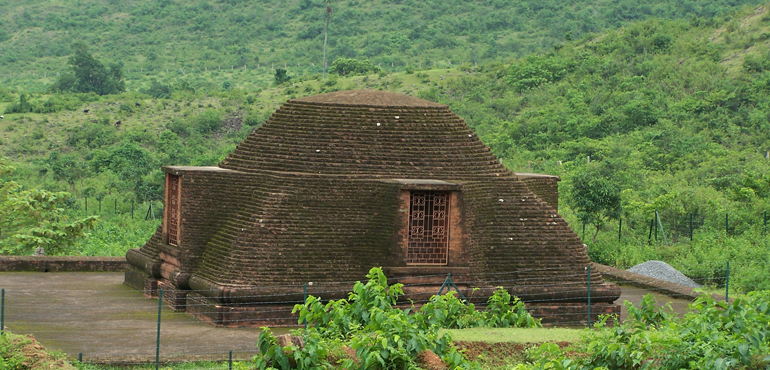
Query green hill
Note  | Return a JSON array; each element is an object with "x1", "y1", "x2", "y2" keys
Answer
[
  {"x1": 425, "y1": 5, "x2": 770, "y2": 290},
  {"x1": 0, "y1": 0, "x2": 766, "y2": 91},
  {"x1": 1, "y1": 3, "x2": 769, "y2": 292}
]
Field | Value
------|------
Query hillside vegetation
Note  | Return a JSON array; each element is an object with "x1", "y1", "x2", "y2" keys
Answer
[
  {"x1": 424, "y1": 6, "x2": 770, "y2": 290},
  {"x1": 0, "y1": 0, "x2": 766, "y2": 92},
  {"x1": 0, "y1": 4, "x2": 769, "y2": 292}
]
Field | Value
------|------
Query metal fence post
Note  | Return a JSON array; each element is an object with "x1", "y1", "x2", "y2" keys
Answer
[
  {"x1": 764, "y1": 211, "x2": 767, "y2": 237},
  {"x1": 156, "y1": 289, "x2": 163, "y2": 370},
  {"x1": 303, "y1": 283, "x2": 308, "y2": 329},
  {"x1": 587, "y1": 266, "x2": 591, "y2": 328},
  {"x1": 229, "y1": 350, "x2": 233, "y2": 370},
  {"x1": 1, "y1": 288, "x2": 4, "y2": 335},
  {"x1": 725, "y1": 262, "x2": 729, "y2": 302},
  {"x1": 647, "y1": 218, "x2": 654, "y2": 246},
  {"x1": 78, "y1": 353, "x2": 82, "y2": 362},
  {"x1": 85, "y1": 197, "x2": 88, "y2": 215},
  {"x1": 689, "y1": 213, "x2": 693, "y2": 241},
  {"x1": 655, "y1": 210, "x2": 669, "y2": 247},
  {"x1": 725, "y1": 213, "x2": 729, "y2": 235},
  {"x1": 618, "y1": 217, "x2": 622, "y2": 243}
]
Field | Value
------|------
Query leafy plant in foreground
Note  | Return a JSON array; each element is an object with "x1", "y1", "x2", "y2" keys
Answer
[
  {"x1": 256, "y1": 267, "x2": 540, "y2": 369},
  {"x1": 0, "y1": 157, "x2": 98, "y2": 255},
  {"x1": 516, "y1": 293, "x2": 770, "y2": 370}
]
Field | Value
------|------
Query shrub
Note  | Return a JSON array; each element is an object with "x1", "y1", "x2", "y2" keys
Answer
[
  {"x1": 328, "y1": 58, "x2": 383, "y2": 77},
  {"x1": 255, "y1": 267, "x2": 539, "y2": 369}
]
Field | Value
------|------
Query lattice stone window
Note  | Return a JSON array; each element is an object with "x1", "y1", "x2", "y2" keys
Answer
[
  {"x1": 407, "y1": 191, "x2": 449, "y2": 265},
  {"x1": 166, "y1": 174, "x2": 181, "y2": 246}
]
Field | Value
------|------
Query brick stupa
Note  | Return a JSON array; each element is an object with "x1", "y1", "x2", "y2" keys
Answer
[{"x1": 125, "y1": 90, "x2": 620, "y2": 326}]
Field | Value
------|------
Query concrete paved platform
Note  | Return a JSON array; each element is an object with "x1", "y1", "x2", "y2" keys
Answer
[{"x1": 0, "y1": 272, "x2": 292, "y2": 363}]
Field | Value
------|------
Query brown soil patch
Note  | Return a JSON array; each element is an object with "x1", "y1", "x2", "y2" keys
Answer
[
  {"x1": 454, "y1": 341, "x2": 571, "y2": 367},
  {"x1": 416, "y1": 350, "x2": 447, "y2": 370},
  {"x1": 326, "y1": 346, "x2": 359, "y2": 368}
]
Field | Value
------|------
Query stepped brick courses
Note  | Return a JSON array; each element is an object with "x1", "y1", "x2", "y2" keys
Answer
[{"x1": 125, "y1": 90, "x2": 620, "y2": 326}]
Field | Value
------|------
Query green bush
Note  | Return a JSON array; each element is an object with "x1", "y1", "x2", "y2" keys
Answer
[
  {"x1": 329, "y1": 58, "x2": 382, "y2": 77},
  {"x1": 3, "y1": 93, "x2": 34, "y2": 114},
  {"x1": 255, "y1": 267, "x2": 539, "y2": 369},
  {"x1": 191, "y1": 109, "x2": 224, "y2": 135},
  {"x1": 514, "y1": 293, "x2": 770, "y2": 370}
]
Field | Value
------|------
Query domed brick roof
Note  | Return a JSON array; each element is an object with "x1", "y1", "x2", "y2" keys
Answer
[{"x1": 219, "y1": 90, "x2": 510, "y2": 178}]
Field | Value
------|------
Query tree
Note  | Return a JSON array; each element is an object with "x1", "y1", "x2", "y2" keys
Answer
[
  {"x1": 567, "y1": 161, "x2": 623, "y2": 243},
  {"x1": 274, "y1": 68, "x2": 291, "y2": 85},
  {"x1": 328, "y1": 58, "x2": 382, "y2": 76},
  {"x1": 0, "y1": 157, "x2": 98, "y2": 255},
  {"x1": 3, "y1": 93, "x2": 34, "y2": 114},
  {"x1": 51, "y1": 43, "x2": 125, "y2": 95}
]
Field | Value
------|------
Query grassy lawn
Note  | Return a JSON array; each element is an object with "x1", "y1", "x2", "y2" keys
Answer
[{"x1": 444, "y1": 327, "x2": 585, "y2": 344}]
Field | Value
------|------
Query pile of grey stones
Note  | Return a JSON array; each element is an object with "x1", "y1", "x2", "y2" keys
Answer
[{"x1": 627, "y1": 260, "x2": 702, "y2": 288}]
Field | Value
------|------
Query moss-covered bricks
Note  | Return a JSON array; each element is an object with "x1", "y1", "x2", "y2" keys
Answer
[{"x1": 125, "y1": 90, "x2": 620, "y2": 326}]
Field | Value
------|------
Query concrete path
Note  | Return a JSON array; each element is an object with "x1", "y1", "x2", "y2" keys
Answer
[
  {"x1": 0, "y1": 272, "x2": 292, "y2": 363},
  {"x1": 0, "y1": 272, "x2": 694, "y2": 363}
]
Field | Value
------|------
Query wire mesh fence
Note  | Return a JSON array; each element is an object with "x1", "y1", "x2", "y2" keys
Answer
[
  {"x1": 583, "y1": 210, "x2": 769, "y2": 246},
  {"x1": 62, "y1": 195, "x2": 163, "y2": 221},
  {"x1": 0, "y1": 265, "x2": 732, "y2": 366}
]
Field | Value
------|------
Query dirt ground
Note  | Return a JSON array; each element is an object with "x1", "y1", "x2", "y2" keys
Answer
[{"x1": 0, "y1": 272, "x2": 693, "y2": 364}]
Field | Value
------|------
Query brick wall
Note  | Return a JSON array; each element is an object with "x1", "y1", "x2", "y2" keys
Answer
[{"x1": 0, "y1": 256, "x2": 127, "y2": 272}]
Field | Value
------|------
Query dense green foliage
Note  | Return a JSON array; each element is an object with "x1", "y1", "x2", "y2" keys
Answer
[
  {"x1": 0, "y1": 157, "x2": 98, "y2": 255},
  {"x1": 254, "y1": 267, "x2": 540, "y2": 369},
  {"x1": 328, "y1": 58, "x2": 382, "y2": 77},
  {"x1": 515, "y1": 293, "x2": 770, "y2": 370},
  {"x1": 422, "y1": 11, "x2": 770, "y2": 292},
  {"x1": 1, "y1": 0, "x2": 766, "y2": 92},
  {"x1": 51, "y1": 43, "x2": 125, "y2": 95}
]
